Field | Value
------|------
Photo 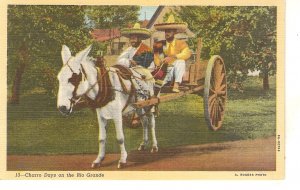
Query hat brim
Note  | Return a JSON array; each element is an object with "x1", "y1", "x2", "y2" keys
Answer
[
  {"x1": 154, "y1": 23, "x2": 188, "y2": 33},
  {"x1": 121, "y1": 28, "x2": 151, "y2": 40}
]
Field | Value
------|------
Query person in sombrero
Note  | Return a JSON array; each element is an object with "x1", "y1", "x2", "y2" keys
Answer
[
  {"x1": 153, "y1": 14, "x2": 191, "y2": 93},
  {"x1": 118, "y1": 23, "x2": 154, "y2": 69},
  {"x1": 117, "y1": 23, "x2": 156, "y2": 124}
]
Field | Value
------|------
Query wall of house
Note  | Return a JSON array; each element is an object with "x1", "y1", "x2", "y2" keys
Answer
[{"x1": 106, "y1": 36, "x2": 129, "y2": 55}]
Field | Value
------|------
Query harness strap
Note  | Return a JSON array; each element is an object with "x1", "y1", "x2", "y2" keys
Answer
[
  {"x1": 85, "y1": 65, "x2": 115, "y2": 109},
  {"x1": 116, "y1": 71, "x2": 130, "y2": 94},
  {"x1": 122, "y1": 79, "x2": 136, "y2": 112},
  {"x1": 80, "y1": 64, "x2": 87, "y2": 80},
  {"x1": 112, "y1": 64, "x2": 133, "y2": 80},
  {"x1": 111, "y1": 65, "x2": 138, "y2": 113},
  {"x1": 84, "y1": 63, "x2": 138, "y2": 111}
]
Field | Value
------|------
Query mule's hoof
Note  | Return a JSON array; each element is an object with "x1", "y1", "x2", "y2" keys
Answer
[
  {"x1": 138, "y1": 145, "x2": 146, "y2": 151},
  {"x1": 117, "y1": 161, "x2": 127, "y2": 169},
  {"x1": 91, "y1": 157, "x2": 104, "y2": 168},
  {"x1": 151, "y1": 146, "x2": 158, "y2": 153},
  {"x1": 91, "y1": 162, "x2": 101, "y2": 168}
]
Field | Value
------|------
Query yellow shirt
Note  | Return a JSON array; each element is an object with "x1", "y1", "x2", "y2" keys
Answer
[{"x1": 164, "y1": 39, "x2": 191, "y2": 61}]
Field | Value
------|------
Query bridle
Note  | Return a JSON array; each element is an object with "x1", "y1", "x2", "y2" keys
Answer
[
  {"x1": 63, "y1": 57, "x2": 111, "y2": 109},
  {"x1": 63, "y1": 58, "x2": 89, "y2": 109}
]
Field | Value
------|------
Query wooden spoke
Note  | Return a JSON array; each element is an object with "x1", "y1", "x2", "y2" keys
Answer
[
  {"x1": 209, "y1": 99, "x2": 216, "y2": 111},
  {"x1": 214, "y1": 63, "x2": 222, "y2": 78},
  {"x1": 217, "y1": 103, "x2": 223, "y2": 115},
  {"x1": 217, "y1": 91, "x2": 226, "y2": 96},
  {"x1": 219, "y1": 95, "x2": 226, "y2": 100},
  {"x1": 214, "y1": 60, "x2": 222, "y2": 73},
  {"x1": 216, "y1": 104, "x2": 221, "y2": 126},
  {"x1": 218, "y1": 100, "x2": 225, "y2": 112},
  {"x1": 210, "y1": 103, "x2": 216, "y2": 124},
  {"x1": 210, "y1": 88, "x2": 216, "y2": 94},
  {"x1": 215, "y1": 72, "x2": 225, "y2": 89},
  {"x1": 210, "y1": 73, "x2": 215, "y2": 89},
  {"x1": 209, "y1": 97, "x2": 216, "y2": 105},
  {"x1": 218, "y1": 99, "x2": 225, "y2": 112},
  {"x1": 217, "y1": 84, "x2": 226, "y2": 92},
  {"x1": 208, "y1": 93, "x2": 216, "y2": 103},
  {"x1": 213, "y1": 60, "x2": 223, "y2": 85},
  {"x1": 215, "y1": 114, "x2": 220, "y2": 128},
  {"x1": 213, "y1": 106, "x2": 218, "y2": 127},
  {"x1": 217, "y1": 102, "x2": 223, "y2": 121},
  {"x1": 213, "y1": 107, "x2": 218, "y2": 126},
  {"x1": 209, "y1": 98, "x2": 216, "y2": 111}
]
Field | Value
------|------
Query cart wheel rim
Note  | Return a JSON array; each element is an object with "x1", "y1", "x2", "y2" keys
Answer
[{"x1": 204, "y1": 55, "x2": 227, "y2": 131}]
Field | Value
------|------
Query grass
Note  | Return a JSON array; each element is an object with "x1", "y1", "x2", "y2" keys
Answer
[{"x1": 7, "y1": 76, "x2": 276, "y2": 155}]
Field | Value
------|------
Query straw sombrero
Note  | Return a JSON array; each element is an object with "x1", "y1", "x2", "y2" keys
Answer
[
  {"x1": 121, "y1": 23, "x2": 151, "y2": 40},
  {"x1": 154, "y1": 14, "x2": 188, "y2": 33}
]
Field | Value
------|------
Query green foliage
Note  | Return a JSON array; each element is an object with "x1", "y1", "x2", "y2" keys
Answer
[
  {"x1": 163, "y1": 10, "x2": 183, "y2": 22},
  {"x1": 7, "y1": 5, "x2": 140, "y2": 97},
  {"x1": 7, "y1": 76, "x2": 275, "y2": 155},
  {"x1": 177, "y1": 6, "x2": 277, "y2": 89},
  {"x1": 8, "y1": 5, "x2": 91, "y2": 97},
  {"x1": 85, "y1": 6, "x2": 140, "y2": 29}
]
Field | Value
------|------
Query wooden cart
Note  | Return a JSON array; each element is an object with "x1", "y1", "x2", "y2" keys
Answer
[{"x1": 134, "y1": 38, "x2": 227, "y2": 131}]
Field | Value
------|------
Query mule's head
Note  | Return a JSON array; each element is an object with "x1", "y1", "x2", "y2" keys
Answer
[{"x1": 57, "y1": 45, "x2": 91, "y2": 115}]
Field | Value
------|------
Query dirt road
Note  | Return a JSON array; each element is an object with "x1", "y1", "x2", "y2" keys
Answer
[{"x1": 7, "y1": 136, "x2": 276, "y2": 171}]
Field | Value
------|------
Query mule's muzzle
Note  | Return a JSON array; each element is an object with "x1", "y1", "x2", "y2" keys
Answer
[{"x1": 58, "y1": 106, "x2": 71, "y2": 116}]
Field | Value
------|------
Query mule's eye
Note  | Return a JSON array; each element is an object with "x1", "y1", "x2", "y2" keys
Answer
[{"x1": 68, "y1": 72, "x2": 82, "y2": 86}]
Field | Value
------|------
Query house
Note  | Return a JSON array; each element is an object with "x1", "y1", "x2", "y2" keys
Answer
[
  {"x1": 90, "y1": 6, "x2": 195, "y2": 55},
  {"x1": 90, "y1": 28, "x2": 125, "y2": 55}
]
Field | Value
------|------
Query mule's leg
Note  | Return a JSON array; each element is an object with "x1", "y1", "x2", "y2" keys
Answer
[
  {"x1": 149, "y1": 113, "x2": 158, "y2": 153},
  {"x1": 92, "y1": 112, "x2": 107, "y2": 168},
  {"x1": 113, "y1": 117, "x2": 127, "y2": 169},
  {"x1": 138, "y1": 116, "x2": 149, "y2": 151}
]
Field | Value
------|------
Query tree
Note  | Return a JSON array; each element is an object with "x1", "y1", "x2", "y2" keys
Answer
[
  {"x1": 85, "y1": 6, "x2": 140, "y2": 54},
  {"x1": 7, "y1": 5, "x2": 140, "y2": 104},
  {"x1": 8, "y1": 5, "x2": 91, "y2": 103},
  {"x1": 177, "y1": 6, "x2": 276, "y2": 90},
  {"x1": 85, "y1": 6, "x2": 140, "y2": 29}
]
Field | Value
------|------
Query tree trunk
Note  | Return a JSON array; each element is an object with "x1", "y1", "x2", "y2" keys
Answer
[
  {"x1": 10, "y1": 64, "x2": 26, "y2": 104},
  {"x1": 9, "y1": 44, "x2": 29, "y2": 104},
  {"x1": 263, "y1": 70, "x2": 269, "y2": 90}
]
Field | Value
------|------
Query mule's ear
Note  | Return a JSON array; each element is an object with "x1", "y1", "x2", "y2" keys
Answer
[
  {"x1": 61, "y1": 45, "x2": 72, "y2": 65},
  {"x1": 75, "y1": 45, "x2": 92, "y2": 62}
]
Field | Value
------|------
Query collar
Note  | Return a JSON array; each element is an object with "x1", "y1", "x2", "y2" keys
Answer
[{"x1": 166, "y1": 39, "x2": 176, "y2": 47}]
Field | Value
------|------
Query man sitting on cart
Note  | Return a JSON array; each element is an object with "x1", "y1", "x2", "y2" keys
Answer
[
  {"x1": 118, "y1": 23, "x2": 154, "y2": 69},
  {"x1": 153, "y1": 14, "x2": 191, "y2": 93},
  {"x1": 116, "y1": 23, "x2": 157, "y2": 125}
]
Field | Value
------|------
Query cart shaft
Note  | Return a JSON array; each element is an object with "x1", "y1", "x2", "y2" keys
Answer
[{"x1": 133, "y1": 85, "x2": 204, "y2": 108}]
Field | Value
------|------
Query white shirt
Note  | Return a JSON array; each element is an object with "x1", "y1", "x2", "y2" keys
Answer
[{"x1": 118, "y1": 46, "x2": 137, "y2": 61}]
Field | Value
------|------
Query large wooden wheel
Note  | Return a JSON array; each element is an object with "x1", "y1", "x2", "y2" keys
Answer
[{"x1": 203, "y1": 55, "x2": 227, "y2": 131}]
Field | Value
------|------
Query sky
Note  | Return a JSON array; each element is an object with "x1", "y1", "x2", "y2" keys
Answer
[{"x1": 138, "y1": 6, "x2": 158, "y2": 20}]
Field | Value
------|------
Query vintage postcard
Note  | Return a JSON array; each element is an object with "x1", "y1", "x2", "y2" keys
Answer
[{"x1": 0, "y1": 0, "x2": 285, "y2": 180}]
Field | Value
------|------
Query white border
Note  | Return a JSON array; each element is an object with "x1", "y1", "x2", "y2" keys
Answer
[{"x1": 1, "y1": 0, "x2": 298, "y2": 188}]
